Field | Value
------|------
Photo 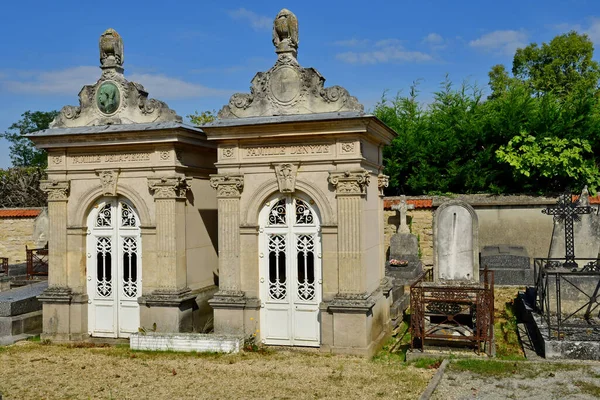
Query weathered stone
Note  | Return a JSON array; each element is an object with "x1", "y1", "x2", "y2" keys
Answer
[
  {"x1": 32, "y1": 209, "x2": 49, "y2": 248},
  {"x1": 51, "y1": 28, "x2": 181, "y2": 128},
  {"x1": 0, "y1": 281, "x2": 47, "y2": 317},
  {"x1": 217, "y1": 9, "x2": 363, "y2": 119},
  {"x1": 433, "y1": 200, "x2": 479, "y2": 281},
  {"x1": 480, "y1": 245, "x2": 532, "y2": 285}
]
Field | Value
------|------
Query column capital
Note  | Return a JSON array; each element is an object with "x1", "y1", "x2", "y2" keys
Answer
[
  {"x1": 328, "y1": 170, "x2": 370, "y2": 196},
  {"x1": 210, "y1": 174, "x2": 244, "y2": 198},
  {"x1": 148, "y1": 176, "x2": 189, "y2": 199},
  {"x1": 40, "y1": 180, "x2": 70, "y2": 201}
]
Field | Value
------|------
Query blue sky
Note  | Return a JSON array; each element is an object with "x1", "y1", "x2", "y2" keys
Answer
[{"x1": 1, "y1": 0, "x2": 599, "y2": 168}]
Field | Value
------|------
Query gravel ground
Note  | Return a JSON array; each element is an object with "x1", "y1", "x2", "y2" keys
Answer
[{"x1": 432, "y1": 361, "x2": 600, "y2": 400}]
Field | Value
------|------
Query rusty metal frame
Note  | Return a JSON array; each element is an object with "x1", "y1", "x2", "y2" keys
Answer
[
  {"x1": 410, "y1": 268, "x2": 495, "y2": 355},
  {"x1": 26, "y1": 246, "x2": 48, "y2": 280},
  {"x1": 534, "y1": 258, "x2": 600, "y2": 340},
  {"x1": 0, "y1": 257, "x2": 7, "y2": 275}
]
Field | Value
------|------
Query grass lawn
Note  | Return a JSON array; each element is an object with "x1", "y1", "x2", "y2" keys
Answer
[{"x1": 0, "y1": 341, "x2": 434, "y2": 400}]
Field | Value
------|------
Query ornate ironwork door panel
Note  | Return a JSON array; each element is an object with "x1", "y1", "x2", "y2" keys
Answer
[
  {"x1": 259, "y1": 195, "x2": 321, "y2": 347},
  {"x1": 87, "y1": 198, "x2": 142, "y2": 338}
]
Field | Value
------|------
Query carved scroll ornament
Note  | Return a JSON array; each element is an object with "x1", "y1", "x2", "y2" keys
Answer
[
  {"x1": 209, "y1": 175, "x2": 244, "y2": 198},
  {"x1": 40, "y1": 180, "x2": 70, "y2": 201},
  {"x1": 328, "y1": 170, "x2": 371, "y2": 195},
  {"x1": 148, "y1": 177, "x2": 190, "y2": 199}
]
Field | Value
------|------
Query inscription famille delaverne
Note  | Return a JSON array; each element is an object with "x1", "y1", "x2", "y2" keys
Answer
[
  {"x1": 71, "y1": 152, "x2": 152, "y2": 164},
  {"x1": 242, "y1": 143, "x2": 332, "y2": 158}
]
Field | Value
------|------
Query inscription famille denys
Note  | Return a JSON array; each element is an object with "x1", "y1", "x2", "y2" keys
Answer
[
  {"x1": 71, "y1": 152, "x2": 152, "y2": 164},
  {"x1": 237, "y1": 144, "x2": 332, "y2": 158}
]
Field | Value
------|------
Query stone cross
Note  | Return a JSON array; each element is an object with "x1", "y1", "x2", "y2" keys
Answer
[
  {"x1": 543, "y1": 188, "x2": 595, "y2": 269},
  {"x1": 392, "y1": 195, "x2": 414, "y2": 234}
]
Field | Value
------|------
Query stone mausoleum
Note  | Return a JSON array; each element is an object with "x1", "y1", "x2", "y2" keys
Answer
[{"x1": 29, "y1": 9, "x2": 396, "y2": 356}]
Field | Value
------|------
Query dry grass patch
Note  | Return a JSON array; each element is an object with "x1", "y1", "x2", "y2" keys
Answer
[{"x1": 0, "y1": 341, "x2": 434, "y2": 400}]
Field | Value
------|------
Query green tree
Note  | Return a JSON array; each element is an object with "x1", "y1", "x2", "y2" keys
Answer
[
  {"x1": 187, "y1": 110, "x2": 217, "y2": 126},
  {"x1": 1, "y1": 110, "x2": 58, "y2": 167},
  {"x1": 511, "y1": 31, "x2": 600, "y2": 97}
]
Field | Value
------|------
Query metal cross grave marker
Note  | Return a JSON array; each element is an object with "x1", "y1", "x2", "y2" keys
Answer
[{"x1": 542, "y1": 191, "x2": 595, "y2": 269}]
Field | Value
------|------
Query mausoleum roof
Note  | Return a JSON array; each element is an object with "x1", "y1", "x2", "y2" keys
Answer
[{"x1": 28, "y1": 121, "x2": 202, "y2": 137}]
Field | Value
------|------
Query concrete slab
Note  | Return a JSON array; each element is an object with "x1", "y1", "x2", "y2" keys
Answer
[{"x1": 0, "y1": 281, "x2": 47, "y2": 317}]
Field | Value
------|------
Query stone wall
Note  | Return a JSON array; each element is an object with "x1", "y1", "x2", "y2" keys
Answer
[
  {"x1": 383, "y1": 194, "x2": 600, "y2": 268},
  {"x1": 0, "y1": 209, "x2": 42, "y2": 265}
]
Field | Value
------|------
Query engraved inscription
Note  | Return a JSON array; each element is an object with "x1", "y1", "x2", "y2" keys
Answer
[
  {"x1": 244, "y1": 144, "x2": 332, "y2": 158},
  {"x1": 72, "y1": 153, "x2": 151, "y2": 164}
]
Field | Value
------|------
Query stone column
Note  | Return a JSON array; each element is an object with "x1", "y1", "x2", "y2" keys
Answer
[
  {"x1": 39, "y1": 180, "x2": 70, "y2": 288},
  {"x1": 208, "y1": 174, "x2": 246, "y2": 334},
  {"x1": 140, "y1": 177, "x2": 193, "y2": 332},
  {"x1": 147, "y1": 177, "x2": 190, "y2": 292},
  {"x1": 39, "y1": 179, "x2": 75, "y2": 341},
  {"x1": 328, "y1": 170, "x2": 370, "y2": 295}
]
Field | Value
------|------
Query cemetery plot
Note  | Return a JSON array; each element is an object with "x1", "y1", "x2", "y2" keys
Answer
[{"x1": 410, "y1": 268, "x2": 495, "y2": 355}]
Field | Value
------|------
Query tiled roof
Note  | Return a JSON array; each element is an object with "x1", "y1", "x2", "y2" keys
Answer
[
  {"x1": 0, "y1": 209, "x2": 42, "y2": 218},
  {"x1": 384, "y1": 198, "x2": 433, "y2": 209}
]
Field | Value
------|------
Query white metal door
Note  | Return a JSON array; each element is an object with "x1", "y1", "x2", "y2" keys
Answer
[
  {"x1": 259, "y1": 195, "x2": 321, "y2": 347},
  {"x1": 87, "y1": 199, "x2": 141, "y2": 338}
]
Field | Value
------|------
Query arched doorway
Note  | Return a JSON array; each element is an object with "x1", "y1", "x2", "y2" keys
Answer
[
  {"x1": 259, "y1": 194, "x2": 321, "y2": 346},
  {"x1": 86, "y1": 198, "x2": 142, "y2": 338}
]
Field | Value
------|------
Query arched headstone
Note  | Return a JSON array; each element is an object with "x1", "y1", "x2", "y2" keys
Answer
[{"x1": 433, "y1": 200, "x2": 479, "y2": 281}]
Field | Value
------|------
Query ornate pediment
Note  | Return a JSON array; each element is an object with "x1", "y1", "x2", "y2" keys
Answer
[
  {"x1": 51, "y1": 28, "x2": 181, "y2": 128},
  {"x1": 217, "y1": 9, "x2": 363, "y2": 119}
]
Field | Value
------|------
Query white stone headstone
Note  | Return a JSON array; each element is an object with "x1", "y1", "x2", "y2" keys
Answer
[
  {"x1": 32, "y1": 209, "x2": 49, "y2": 248},
  {"x1": 433, "y1": 200, "x2": 479, "y2": 281}
]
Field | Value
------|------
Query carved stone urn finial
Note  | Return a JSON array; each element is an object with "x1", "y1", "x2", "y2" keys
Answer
[
  {"x1": 99, "y1": 28, "x2": 124, "y2": 70},
  {"x1": 272, "y1": 8, "x2": 299, "y2": 59}
]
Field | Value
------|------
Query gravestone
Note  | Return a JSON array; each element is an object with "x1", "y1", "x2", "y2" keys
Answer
[
  {"x1": 480, "y1": 245, "x2": 532, "y2": 285},
  {"x1": 547, "y1": 187, "x2": 600, "y2": 266},
  {"x1": 386, "y1": 197, "x2": 422, "y2": 326},
  {"x1": 433, "y1": 200, "x2": 479, "y2": 281},
  {"x1": 0, "y1": 281, "x2": 47, "y2": 344},
  {"x1": 32, "y1": 208, "x2": 49, "y2": 248}
]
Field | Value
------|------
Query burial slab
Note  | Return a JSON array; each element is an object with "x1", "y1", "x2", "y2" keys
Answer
[
  {"x1": 0, "y1": 281, "x2": 47, "y2": 343},
  {"x1": 480, "y1": 245, "x2": 532, "y2": 285},
  {"x1": 433, "y1": 200, "x2": 479, "y2": 281}
]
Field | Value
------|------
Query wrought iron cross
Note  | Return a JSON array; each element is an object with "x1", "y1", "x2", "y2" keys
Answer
[{"x1": 542, "y1": 191, "x2": 595, "y2": 269}]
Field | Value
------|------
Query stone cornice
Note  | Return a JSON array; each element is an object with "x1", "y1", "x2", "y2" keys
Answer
[
  {"x1": 148, "y1": 176, "x2": 190, "y2": 199},
  {"x1": 40, "y1": 180, "x2": 70, "y2": 201},
  {"x1": 328, "y1": 170, "x2": 370, "y2": 196},
  {"x1": 209, "y1": 174, "x2": 244, "y2": 198}
]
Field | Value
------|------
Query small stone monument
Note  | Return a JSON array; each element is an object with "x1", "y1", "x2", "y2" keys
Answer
[
  {"x1": 388, "y1": 196, "x2": 421, "y2": 275},
  {"x1": 386, "y1": 197, "x2": 422, "y2": 326},
  {"x1": 480, "y1": 245, "x2": 532, "y2": 285},
  {"x1": 433, "y1": 200, "x2": 479, "y2": 281}
]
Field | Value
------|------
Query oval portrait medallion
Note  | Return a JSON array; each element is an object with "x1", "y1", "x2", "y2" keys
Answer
[
  {"x1": 96, "y1": 82, "x2": 121, "y2": 115},
  {"x1": 269, "y1": 66, "x2": 301, "y2": 104}
]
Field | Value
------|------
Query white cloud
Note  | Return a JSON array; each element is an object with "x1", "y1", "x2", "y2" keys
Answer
[
  {"x1": 469, "y1": 30, "x2": 528, "y2": 55},
  {"x1": 374, "y1": 38, "x2": 403, "y2": 48},
  {"x1": 554, "y1": 18, "x2": 600, "y2": 46},
  {"x1": 128, "y1": 73, "x2": 229, "y2": 99},
  {"x1": 423, "y1": 33, "x2": 444, "y2": 45},
  {"x1": 337, "y1": 46, "x2": 432, "y2": 65},
  {"x1": 332, "y1": 38, "x2": 369, "y2": 47},
  {"x1": 0, "y1": 66, "x2": 229, "y2": 99},
  {"x1": 227, "y1": 8, "x2": 271, "y2": 31}
]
